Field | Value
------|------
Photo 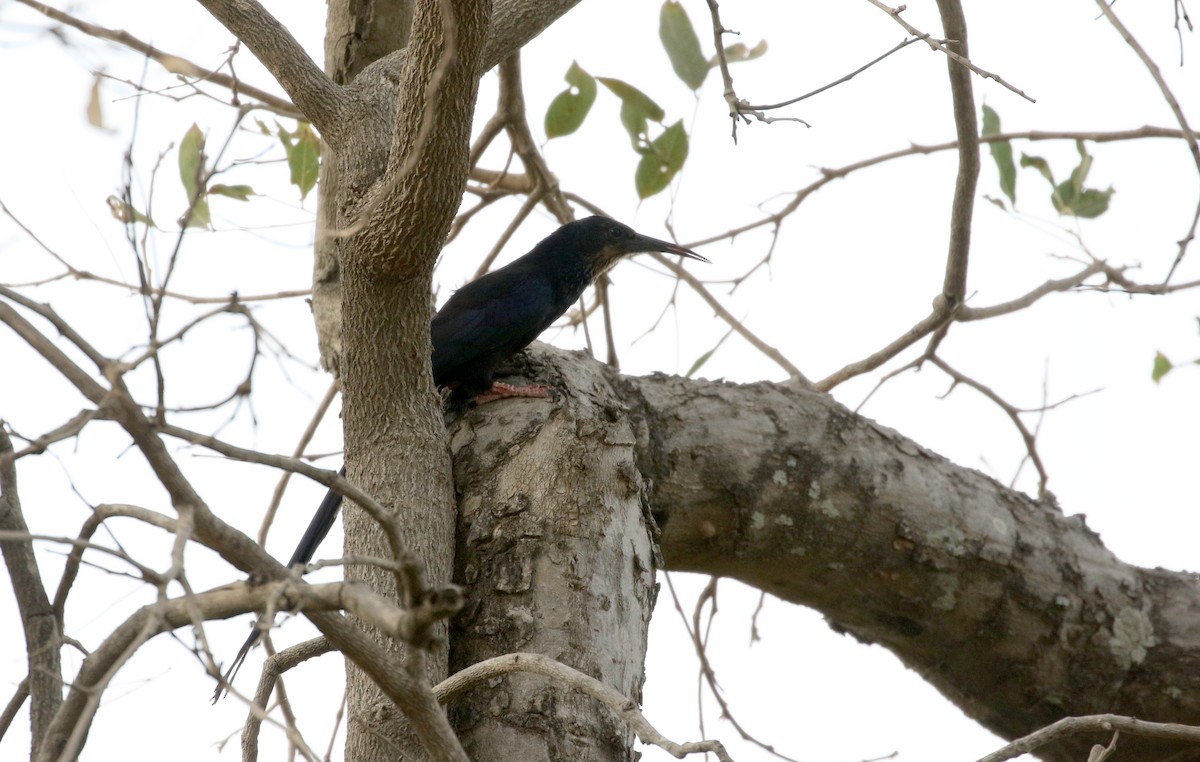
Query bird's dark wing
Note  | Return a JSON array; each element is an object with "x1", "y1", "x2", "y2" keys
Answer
[{"x1": 432, "y1": 270, "x2": 560, "y2": 389}]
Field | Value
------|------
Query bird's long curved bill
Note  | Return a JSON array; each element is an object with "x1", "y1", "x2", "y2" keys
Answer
[{"x1": 641, "y1": 236, "x2": 710, "y2": 263}]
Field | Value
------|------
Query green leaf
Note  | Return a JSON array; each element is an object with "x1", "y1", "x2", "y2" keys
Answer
[
  {"x1": 1049, "y1": 140, "x2": 1113, "y2": 218},
  {"x1": 711, "y1": 40, "x2": 768, "y2": 68},
  {"x1": 179, "y1": 124, "x2": 205, "y2": 199},
  {"x1": 659, "y1": 0, "x2": 709, "y2": 90},
  {"x1": 178, "y1": 124, "x2": 211, "y2": 228},
  {"x1": 545, "y1": 61, "x2": 597, "y2": 139},
  {"x1": 1051, "y1": 182, "x2": 1113, "y2": 218},
  {"x1": 635, "y1": 120, "x2": 689, "y2": 198},
  {"x1": 273, "y1": 121, "x2": 322, "y2": 200},
  {"x1": 208, "y1": 184, "x2": 256, "y2": 201},
  {"x1": 1068, "y1": 140, "x2": 1093, "y2": 192},
  {"x1": 106, "y1": 195, "x2": 157, "y2": 228},
  {"x1": 982, "y1": 104, "x2": 1016, "y2": 204},
  {"x1": 598, "y1": 77, "x2": 665, "y2": 149},
  {"x1": 984, "y1": 195, "x2": 1007, "y2": 211},
  {"x1": 274, "y1": 120, "x2": 294, "y2": 149},
  {"x1": 1019, "y1": 153, "x2": 1055, "y2": 186},
  {"x1": 1024, "y1": 141, "x2": 1113, "y2": 219},
  {"x1": 288, "y1": 123, "x2": 321, "y2": 201},
  {"x1": 1152, "y1": 351, "x2": 1173, "y2": 383}
]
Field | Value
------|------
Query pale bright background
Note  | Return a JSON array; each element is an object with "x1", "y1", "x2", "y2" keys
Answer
[{"x1": 1, "y1": 1, "x2": 1198, "y2": 760}]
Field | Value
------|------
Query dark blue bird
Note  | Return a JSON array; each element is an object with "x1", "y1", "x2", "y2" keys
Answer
[
  {"x1": 216, "y1": 216, "x2": 706, "y2": 696},
  {"x1": 432, "y1": 215, "x2": 707, "y2": 400}
]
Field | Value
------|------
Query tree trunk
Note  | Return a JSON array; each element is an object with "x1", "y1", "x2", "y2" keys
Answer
[{"x1": 446, "y1": 353, "x2": 656, "y2": 759}]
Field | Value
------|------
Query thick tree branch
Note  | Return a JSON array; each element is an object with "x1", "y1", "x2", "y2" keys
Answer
[
  {"x1": 933, "y1": 0, "x2": 980, "y2": 307},
  {"x1": 193, "y1": 0, "x2": 344, "y2": 135},
  {"x1": 0, "y1": 429, "x2": 61, "y2": 757},
  {"x1": 468, "y1": 344, "x2": 1200, "y2": 762}
]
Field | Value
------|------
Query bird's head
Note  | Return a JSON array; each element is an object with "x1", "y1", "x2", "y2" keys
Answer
[{"x1": 564, "y1": 216, "x2": 709, "y2": 277}]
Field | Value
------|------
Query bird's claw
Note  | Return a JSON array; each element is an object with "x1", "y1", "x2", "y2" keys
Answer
[{"x1": 474, "y1": 381, "x2": 557, "y2": 406}]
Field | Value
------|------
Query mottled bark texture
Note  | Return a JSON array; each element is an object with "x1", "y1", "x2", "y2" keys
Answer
[
  {"x1": 457, "y1": 343, "x2": 1200, "y2": 762},
  {"x1": 446, "y1": 358, "x2": 656, "y2": 760}
]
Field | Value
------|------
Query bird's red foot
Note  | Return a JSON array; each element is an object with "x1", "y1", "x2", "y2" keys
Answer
[{"x1": 473, "y1": 381, "x2": 554, "y2": 406}]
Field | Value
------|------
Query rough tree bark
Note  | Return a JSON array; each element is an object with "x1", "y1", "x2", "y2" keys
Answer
[
  {"x1": 466, "y1": 344, "x2": 1200, "y2": 762},
  {"x1": 446, "y1": 353, "x2": 656, "y2": 759}
]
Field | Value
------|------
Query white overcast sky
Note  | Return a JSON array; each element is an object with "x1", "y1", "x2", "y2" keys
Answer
[{"x1": 1, "y1": 1, "x2": 1198, "y2": 760}]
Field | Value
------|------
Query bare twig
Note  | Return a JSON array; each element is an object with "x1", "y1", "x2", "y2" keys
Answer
[
  {"x1": 928, "y1": 357, "x2": 1051, "y2": 496},
  {"x1": 746, "y1": 36, "x2": 924, "y2": 111},
  {"x1": 977, "y1": 715, "x2": 1200, "y2": 762},
  {"x1": 866, "y1": 0, "x2": 1034, "y2": 102},
  {"x1": 1092, "y1": 0, "x2": 1200, "y2": 283},
  {"x1": 14, "y1": 0, "x2": 304, "y2": 118},
  {"x1": 435, "y1": 652, "x2": 735, "y2": 762},
  {"x1": 240, "y1": 637, "x2": 334, "y2": 762},
  {"x1": 649, "y1": 253, "x2": 808, "y2": 384}
]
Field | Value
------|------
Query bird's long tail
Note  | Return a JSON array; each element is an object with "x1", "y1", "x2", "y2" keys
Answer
[{"x1": 211, "y1": 466, "x2": 346, "y2": 702}]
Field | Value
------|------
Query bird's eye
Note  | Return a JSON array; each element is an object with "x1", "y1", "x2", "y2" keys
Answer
[{"x1": 608, "y1": 226, "x2": 624, "y2": 240}]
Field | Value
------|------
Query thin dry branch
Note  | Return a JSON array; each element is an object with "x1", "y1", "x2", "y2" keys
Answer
[
  {"x1": 928, "y1": 356, "x2": 1050, "y2": 496},
  {"x1": 52, "y1": 503, "x2": 178, "y2": 624},
  {"x1": 649, "y1": 253, "x2": 808, "y2": 383},
  {"x1": 2, "y1": 410, "x2": 99, "y2": 464},
  {"x1": 1092, "y1": 0, "x2": 1200, "y2": 282},
  {"x1": 14, "y1": 0, "x2": 303, "y2": 118},
  {"x1": 0, "y1": 677, "x2": 29, "y2": 744},
  {"x1": 703, "y1": 0, "x2": 809, "y2": 139},
  {"x1": 977, "y1": 714, "x2": 1200, "y2": 762},
  {"x1": 240, "y1": 637, "x2": 334, "y2": 762},
  {"x1": 435, "y1": 652, "x2": 734, "y2": 762},
  {"x1": 866, "y1": 0, "x2": 1034, "y2": 102},
  {"x1": 36, "y1": 582, "x2": 450, "y2": 762},
  {"x1": 745, "y1": 37, "x2": 924, "y2": 111}
]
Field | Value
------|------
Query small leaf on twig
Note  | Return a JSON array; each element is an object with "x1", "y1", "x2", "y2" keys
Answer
[
  {"x1": 711, "y1": 40, "x2": 768, "y2": 68},
  {"x1": 982, "y1": 104, "x2": 1016, "y2": 204},
  {"x1": 178, "y1": 123, "x2": 211, "y2": 228},
  {"x1": 1152, "y1": 351, "x2": 1172, "y2": 383},
  {"x1": 106, "y1": 195, "x2": 157, "y2": 228},
  {"x1": 86, "y1": 74, "x2": 106, "y2": 130},
  {"x1": 545, "y1": 61, "x2": 597, "y2": 139},
  {"x1": 660, "y1": 0, "x2": 709, "y2": 90},
  {"x1": 598, "y1": 77, "x2": 665, "y2": 150},
  {"x1": 208, "y1": 184, "x2": 256, "y2": 201},
  {"x1": 635, "y1": 120, "x2": 688, "y2": 198},
  {"x1": 276, "y1": 121, "x2": 321, "y2": 201}
]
